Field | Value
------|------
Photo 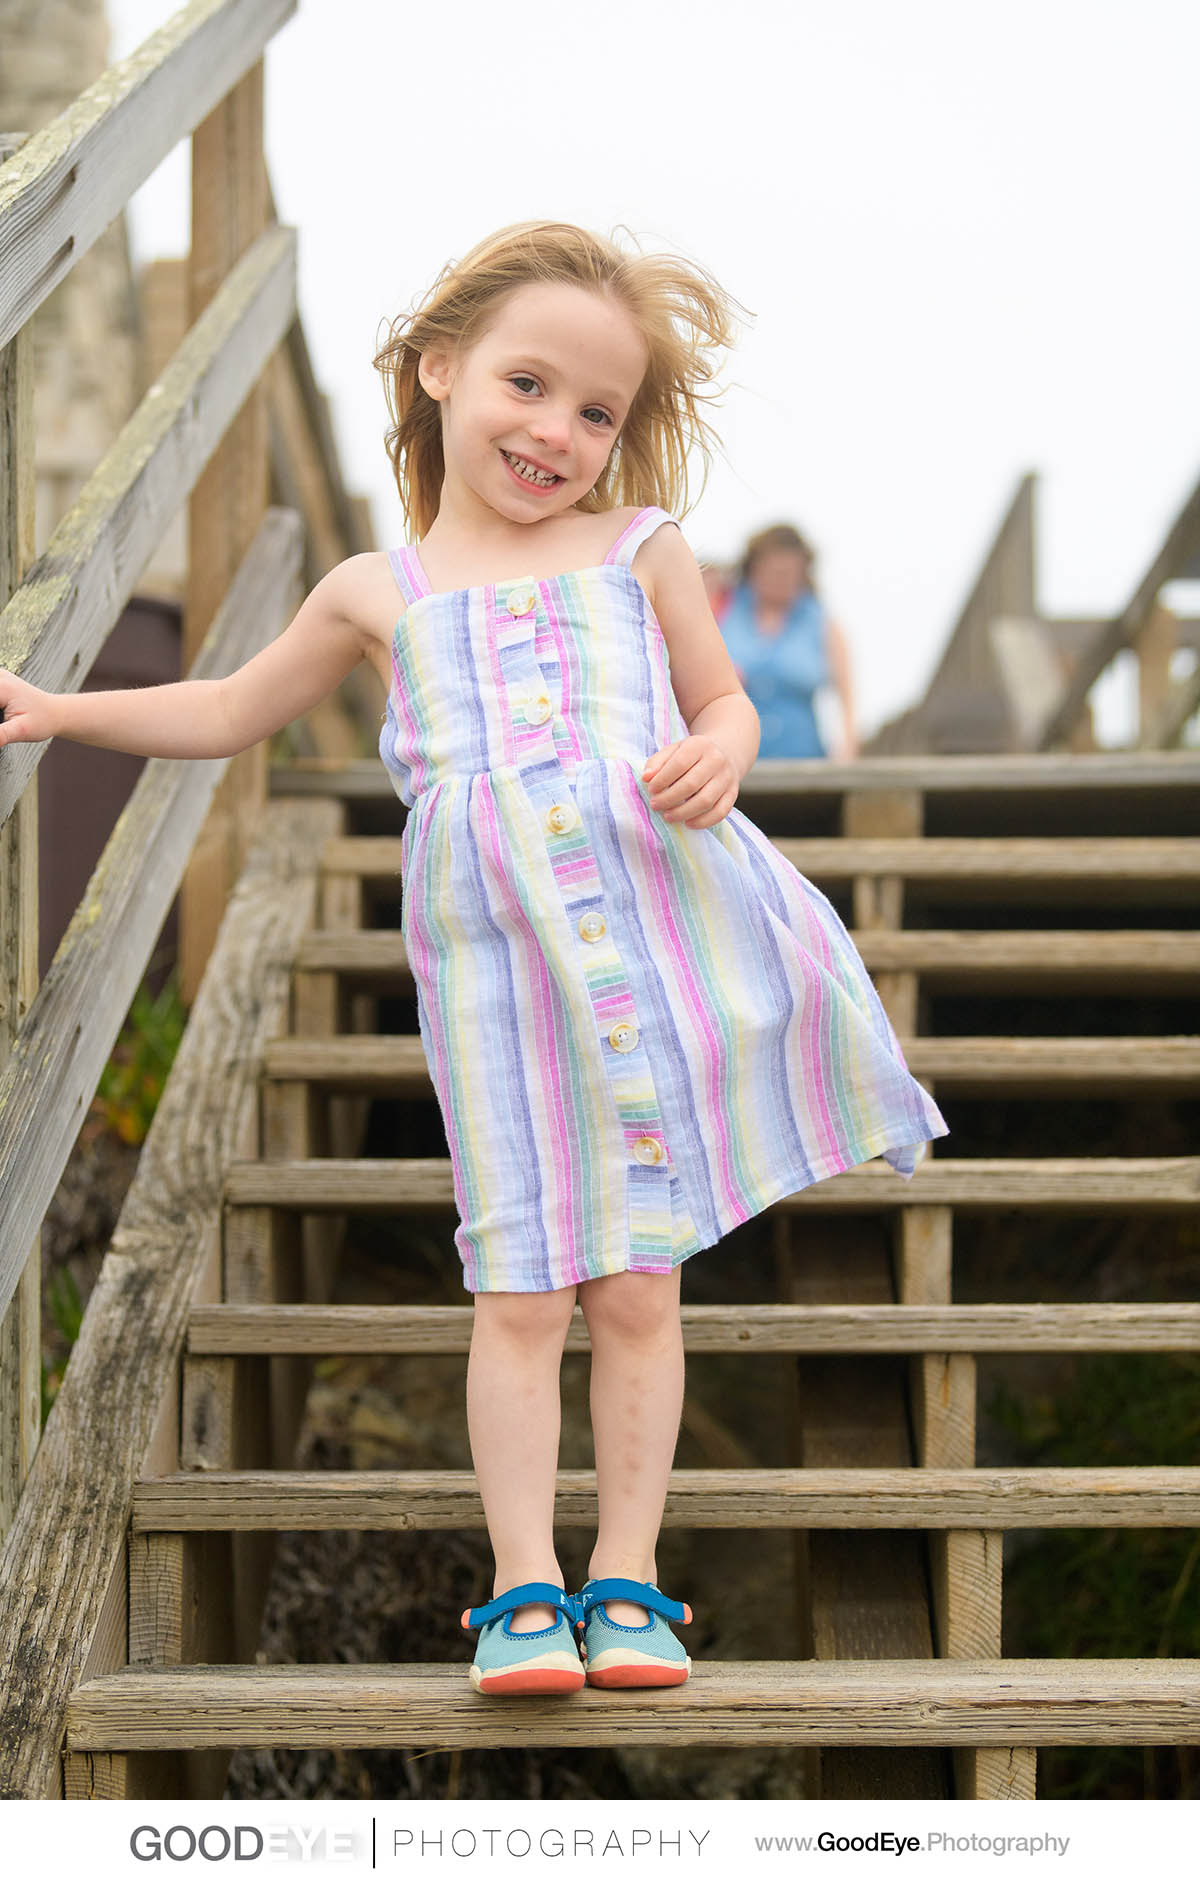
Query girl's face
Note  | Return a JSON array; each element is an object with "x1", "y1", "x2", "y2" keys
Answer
[{"x1": 418, "y1": 281, "x2": 648, "y2": 526}]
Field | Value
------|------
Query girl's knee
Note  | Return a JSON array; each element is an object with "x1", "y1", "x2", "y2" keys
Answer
[
  {"x1": 472, "y1": 1282, "x2": 577, "y2": 1344},
  {"x1": 578, "y1": 1267, "x2": 681, "y2": 1341}
]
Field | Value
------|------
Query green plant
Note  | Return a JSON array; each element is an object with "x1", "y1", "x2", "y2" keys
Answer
[
  {"x1": 40, "y1": 1264, "x2": 84, "y2": 1424},
  {"x1": 93, "y1": 962, "x2": 187, "y2": 1146}
]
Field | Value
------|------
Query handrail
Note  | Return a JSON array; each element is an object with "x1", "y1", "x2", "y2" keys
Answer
[
  {"x1": 0, "y1": 0, "x2": 294, "y2": 349},
  {"x1": 0, "y1": 223, "x2": 296, "y2": 830},
  {"x1": 0, "y1": 790, "x2": 339, "y2": 1799},
  {"x1": 0, "y1": 0, "x2": 345, "y2": 1570},
  {"x1": 0, "y1": 512, "x2": 303, "y2": 1325},
  {"x1": 1038, "y1": 468, "x2": 1200, "y2": 749},
  {"x1": 865, "y1": 475, "x2": 1037, "y2": 755}
]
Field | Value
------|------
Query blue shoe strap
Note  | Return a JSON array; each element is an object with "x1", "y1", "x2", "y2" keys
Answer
[
  {"x1": 465, "y1": 1583, "x2": 581, "y2": 1629},
  {"x1": 579, "y1": 1578, "x2": 688, "y2": 1623}
]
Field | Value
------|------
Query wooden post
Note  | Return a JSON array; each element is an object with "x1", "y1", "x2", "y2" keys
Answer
[
  {"x1": 0, "y1": 133, "x2": 40, "y2": 1538},
  {"x1": 1137, "y1": 603, "x2": 1178, "y2": 745},
  {"x1": 180, "y1": 62, "x2": 270, "y2": 1004},
  {"x1": 843, "y1": 786, "x2": 1036, "y2": 1801}
]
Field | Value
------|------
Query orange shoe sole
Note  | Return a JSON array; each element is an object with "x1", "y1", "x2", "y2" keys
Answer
[
  {"x1": 585, "y1": 1663, "x2": 690, "y2": 1689},
  {"x1": 474, "y1": 1665, "x2": 586, "y2": 1696}
]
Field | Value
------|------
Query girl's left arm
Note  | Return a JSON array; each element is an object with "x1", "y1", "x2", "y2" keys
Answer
[{"x1": 634, "y1": 524, "x2": 760, "y2": 829}]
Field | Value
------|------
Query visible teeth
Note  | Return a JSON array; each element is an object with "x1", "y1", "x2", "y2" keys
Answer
[{"x1": 505, "y1": 452, "x2": 558, "y2": 486}]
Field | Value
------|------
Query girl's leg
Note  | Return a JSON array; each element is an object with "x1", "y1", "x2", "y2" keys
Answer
[
  {"x1": 576, "y1": 1267, "x2": 685, "y2": 1626},
  {"x1": 466, "y1": 1283, "x2": 578, "y2": 1630}
]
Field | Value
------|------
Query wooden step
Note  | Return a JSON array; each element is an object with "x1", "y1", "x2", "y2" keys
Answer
[
  {"x1": 908, "y1": 1038, "x2": 1200, "y2": 1093},
  {"x1": 860, "y1": 930, "x2": 1200, "y2": 989},
  {"x1": 270, "y1": 748, "x2": 1200, "y2": 809},
  {"x1": 223, "y1": 1153, "x2": 1200, "y2": 1212},
  {"x1": 67, "y1": 1657, "x2": 1200, "y2": 1749},
  {"x1": 318, "y1": 833, "x2": 1200, "y2": 898},
  {"x1": 261, "y1": 1034, "x2": 1200, "y2": 1095},
  {"x1": 295, "y1": 926, "x2": 1200, "y2": 992},
  {"x1": 132, "y1": 1466, "x2": 1200, "y2": 1532},
  {"x1": 188, "y1": 1300, "x2": 1200, "y2": 1356}
]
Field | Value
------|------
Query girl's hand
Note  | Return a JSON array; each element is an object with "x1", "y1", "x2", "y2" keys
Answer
[
  {"x1": 0, "y1": 669, "x2": 58, "y2": 749},
  {"x1": 642, "y1": 734, "x2": 739, "y2": 830}
]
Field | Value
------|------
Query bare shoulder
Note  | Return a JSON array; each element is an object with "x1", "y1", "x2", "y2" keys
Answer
[
  {"x1": 320, "y1": 551, "x2": 405, "y2": 690},
  {"x1": 629, "y1": 514, "x2": 697, "y2": 611}
]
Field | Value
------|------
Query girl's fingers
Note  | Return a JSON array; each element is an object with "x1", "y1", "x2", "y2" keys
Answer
[
  {"x1": 641, "y1": 741, "x2": 679, "y2": 783},
  {"x1": 657, "y1": 772, "x2": 734, "y2": 823},
  {"x1": 646, "y1": 747, "x2": 709, "y2": 803},
  {"x1": 683, "y1": 786, "x2": 737, "y2": 830},
  {"x1": 644, "y1": 739, "x2": 737, "y2": 823}
]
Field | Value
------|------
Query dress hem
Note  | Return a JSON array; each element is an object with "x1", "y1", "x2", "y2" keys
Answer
[{"x1": 458, "y1": 1114, "x2": 946, "y2": 1295}]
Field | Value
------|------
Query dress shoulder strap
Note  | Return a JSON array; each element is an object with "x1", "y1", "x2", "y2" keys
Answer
[
  {"x1": 603, "y1": 505, "x2": 679, "y2": 568},
  {"x1": 386, "y1": 546, "x2": 431, "y2": 606}
]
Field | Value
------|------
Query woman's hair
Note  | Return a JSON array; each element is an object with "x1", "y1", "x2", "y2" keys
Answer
[
  {"x1": 739, "y1": 522, "x2": 818, "y2": 593},
  {"x1": 374, "y1": 220, "x2": 741, "y2": 538}
]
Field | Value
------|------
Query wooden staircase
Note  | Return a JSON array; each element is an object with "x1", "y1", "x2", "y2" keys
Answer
[{"x1": 41, "y1": 752, "x2": 1198, "y2": 1801}]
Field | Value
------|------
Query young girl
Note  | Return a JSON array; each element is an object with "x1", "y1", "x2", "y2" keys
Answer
[{"x1": 0, "y1": 220, "x2": 948, "y2": 1699}]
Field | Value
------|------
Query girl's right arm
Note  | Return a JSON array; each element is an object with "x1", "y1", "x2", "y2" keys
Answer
[{"x1": 0, "y1": 559, "x2": 378, "y2": 760}]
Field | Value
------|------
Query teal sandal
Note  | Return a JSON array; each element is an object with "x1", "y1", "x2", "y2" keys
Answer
[
  {"x1": 461, "y1": 1583, "x2": 585, "y2": 1696},
  {"x1": 576, "y1": 1578, "x2": 693, "y2": 1688}
]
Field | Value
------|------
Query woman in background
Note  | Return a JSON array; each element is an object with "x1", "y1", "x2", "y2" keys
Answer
[{"x1": 719, "y1": 523, "x2": 858, "y2": 759}]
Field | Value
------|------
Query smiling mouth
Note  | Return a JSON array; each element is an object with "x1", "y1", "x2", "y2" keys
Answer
[{"x1": 501, "y1": 450, "x2": 564, "y2": 489}]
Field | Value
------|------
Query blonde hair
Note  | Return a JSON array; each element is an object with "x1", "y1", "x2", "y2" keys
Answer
[{"x1": 373, "y1": 220, "x2": 741, "y2": 539}]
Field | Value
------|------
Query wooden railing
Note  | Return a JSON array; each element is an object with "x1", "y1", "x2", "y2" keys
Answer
[
  {"x1": 865, "y1": 475, "x2": 1039, "y2": 756},
  {"x1": 0, "y1": 0, "x2": 305, "y2": 1536},
  {"x1": 1037, "y1": 471, "x2": 1200, "y2": 748},
  {"x1": 867, "y1": 468, "x2": 1200, "y2": 756}
]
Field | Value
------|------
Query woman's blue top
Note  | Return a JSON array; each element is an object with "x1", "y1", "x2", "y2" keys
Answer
[{"x1": 719, "y1": 583, "x2": 830, "y2": 759}]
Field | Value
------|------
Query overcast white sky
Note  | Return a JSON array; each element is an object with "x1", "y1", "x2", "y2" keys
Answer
[{"x1": 108, "y1": 0, "x2": 1200, "y2": 742}]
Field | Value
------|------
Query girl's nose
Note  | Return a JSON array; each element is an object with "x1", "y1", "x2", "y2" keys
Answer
[{"x1": 528, "y1": 406, "x2": 572, "y2": 451}]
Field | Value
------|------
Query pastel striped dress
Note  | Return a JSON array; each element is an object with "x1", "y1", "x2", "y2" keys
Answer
[{"x1": 380, "y1": 506, "x2": 949, "y2": 1294}]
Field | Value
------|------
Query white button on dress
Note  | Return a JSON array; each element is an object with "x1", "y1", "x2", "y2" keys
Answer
[
  {"x1": 525, "y1": 695, "x2": 553, "y2": 724},
  {"x1": 507, "y1": 588, "x2": 535, "y2": 617},
  {"x1": 578, "y1": 912, "x2": 607, "y2": 942},
  {"x1": 632, "y1": 1136, "x2": 664, "y2": 1166},
  {"x1": 546, "y1": 803, "x2": 578, "y2": 836},
  {"x1": 608, "y1": 1022, "x2": 639, "y2": 1053}
]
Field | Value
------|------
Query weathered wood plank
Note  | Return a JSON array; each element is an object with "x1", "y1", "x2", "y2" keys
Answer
[
  {"x1": 65, "y1": 1659, "x2": 1200, "y2": 1750},
  {"x1": 316, "y1": 831, "x2": 1200, "y2": 893},
  {"x1": 0, "y1": 0, "x2": 294, "y2": 348},
  {"x1": 0, "y1": 513, "x2": 303, "y2": 1324},
  {"x1": 855, "y1": 931, "x2": 1200, "y2": 986},
  {"x1": 131, "y1": 1466, "x2": 1200, "y2": 1532},
  {"x1": 62, "y1": 1749, "x2": 187, "y2": 1799},
  {"x1": 181, "y1": 55, "x2": 270, "y2": 1001},
  {"x1": 0, "y1": 150, "x2": 39, "y2": 1539},
  {"x1": 187, "y1": 1300, "x2": 1200, "y2": 1356},
  {"x1": 294, "y1": 926, "x2": 1200, "y2": 990},
  {"x1": 269, "y1": 749, "x2": 1200, "y2": 802},
  {"x1": 0, "y1": 225, "x2": 296, "y2": 831},
  {"x1": 0, "y1": 796, "x2": 339, "y2": 1800},
  {"x1": 257, "y1": 1032, "x2": 1200, "y2": 1095},
  {"x1": 221, "y1": 1153, "x2": 1200, "y2": 1212},
  {"x1": 955, "y1": 1746, "x2": 1037, "y2": 1800}
]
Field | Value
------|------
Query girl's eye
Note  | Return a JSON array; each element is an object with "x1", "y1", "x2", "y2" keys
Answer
[
  {"x1": 582, "y1": 407, "x2": 613, "y2": 427},
  {"x1": 510, "y1": 375, "x2": 539, "y2": 394}
]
